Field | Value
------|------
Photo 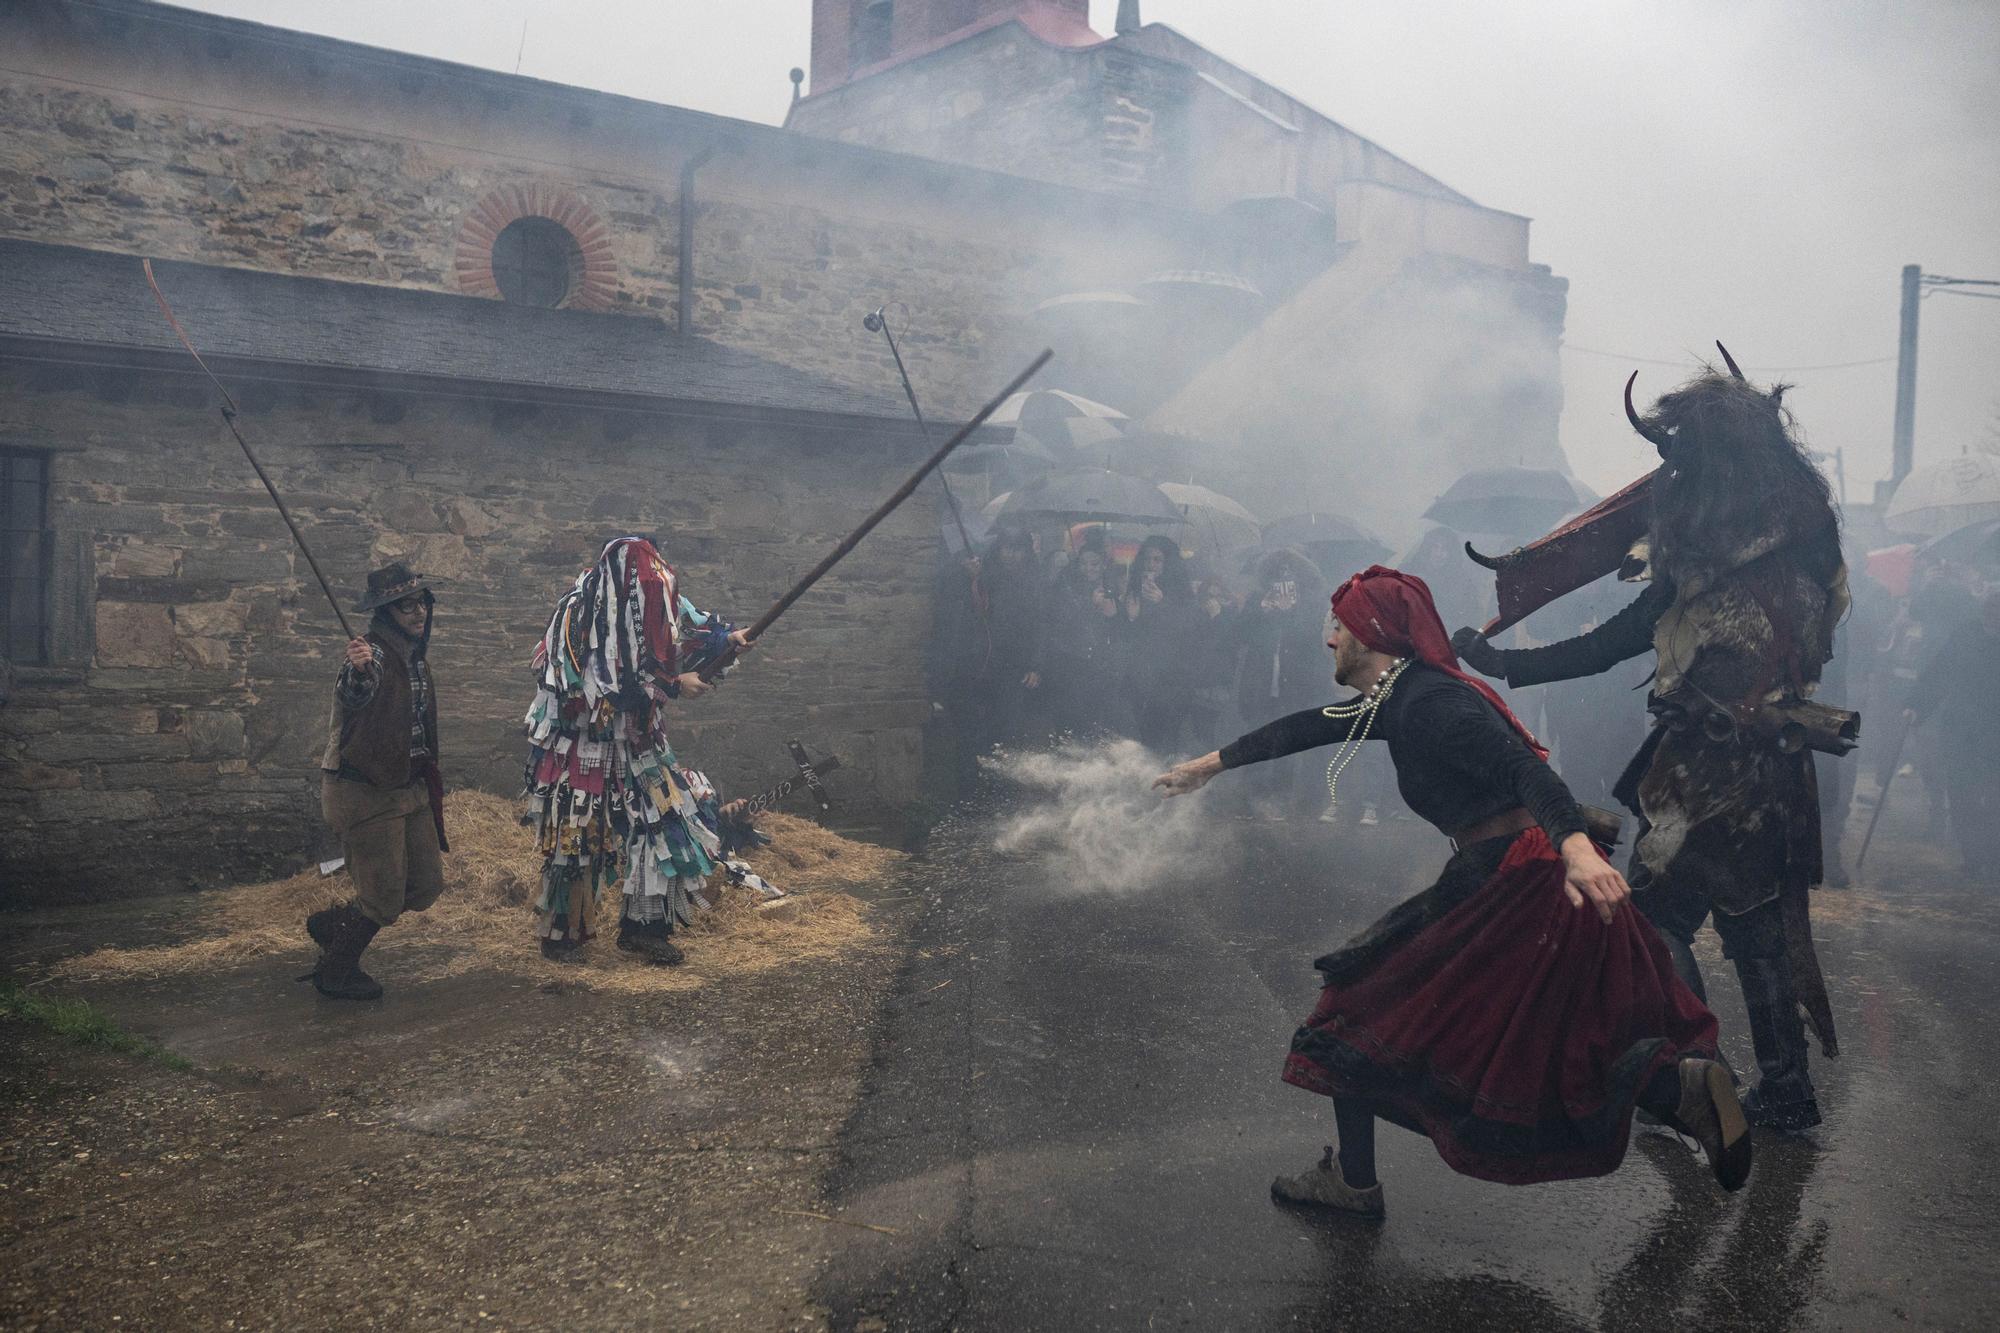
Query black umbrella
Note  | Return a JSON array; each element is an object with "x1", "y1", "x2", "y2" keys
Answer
[
  {"x1": 996, "y1": 468, "x2": 1181, "y2": 526},
  {"x1": 1423, "y1": 468, "x2": 1595, "y2": 542},
  {"x1": 1258, "y1": 511, "x2": 1391, "y2": 576},
  {"x1": 1919, "y1": 517, "x2": 2000, "y2": 570}
]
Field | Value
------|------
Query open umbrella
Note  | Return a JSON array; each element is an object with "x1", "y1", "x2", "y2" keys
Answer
[
  {"x1": 1259, "y1": 511, "x2": 1391, "y2": 577},
  {"x1": 1021, "y1": 418, "x2": 1127, "y2": 455},
  {"x1": 988, "y1": 388, "x2": 1129, "y2": 427},
  {"x1": 1159, "y1": 481, "x2": 1261, "y2": 552},
  {"x1": 1865, "y1": 544, "x2": 1918, "y2": 599},
  {"x1": 1423, "y1": 467, "x2": 1596, "y2": 542},
  {"x1": 990, "y1": 389, "x2": 1129, "y2": 455},
  {"x1": 996, "y1": 468, "x2": 1181, "y2": 526},
  {"x1": 941, "y1": 434, "x2": 1058, "y2": 474},
  {"x1": 1918, "y1": 517, "x2": 2000, "y2": 571},
  {"x1": 1885, "y1": 453, "x2": 2000, "y2": 538}
]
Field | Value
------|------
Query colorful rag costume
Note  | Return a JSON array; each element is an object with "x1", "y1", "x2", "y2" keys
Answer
[
  {"x1": 522, "y1": 537, "x2": 737, "y2": 948},
  {"x1": 1223, "y1": 567, "x2": 1719, "y2": 1184}
]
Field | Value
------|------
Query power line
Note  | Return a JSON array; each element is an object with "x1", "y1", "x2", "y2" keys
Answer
[{"x1": 1561, "y1": 345, "x2": 1895, "y2": 374}]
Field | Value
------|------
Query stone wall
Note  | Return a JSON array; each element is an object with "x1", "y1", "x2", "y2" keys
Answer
[
  {"x1": 0, "y1": 363, "x2": 937, "y2": 903},
  {"x1": 0, "y1": 6, "x2": 1222, "y2": 421}
]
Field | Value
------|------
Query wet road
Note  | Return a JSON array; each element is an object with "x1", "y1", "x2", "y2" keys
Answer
[{"x1": 816, "y1": 784, "x2": 2000, "y2": 1330}]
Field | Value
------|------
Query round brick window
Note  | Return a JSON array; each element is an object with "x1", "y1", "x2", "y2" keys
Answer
[
  {"x1": 492, "y1": 216, "x2": 581, "y2": 308},
  {"x1": 455, "y1": 185, "x2": 616, "y2": 311}
]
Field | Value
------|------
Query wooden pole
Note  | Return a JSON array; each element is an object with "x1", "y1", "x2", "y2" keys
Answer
[
  {"x1": 143, "y1": 259, "x2": 357, "y2": 640},
  {"x1": 702, "y1": 347, "x2": 1051, "y2": 678}
]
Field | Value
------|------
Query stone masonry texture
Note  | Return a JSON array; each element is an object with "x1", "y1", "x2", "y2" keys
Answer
[{"x1": 0, "y1": 365, "x2": 937, "y2": 902}]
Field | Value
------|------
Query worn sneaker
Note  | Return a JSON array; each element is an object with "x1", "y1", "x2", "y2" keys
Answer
[
  {"x1": 1676, "y1": 1059, "x2": 1753, "y2": 1190},
  {"x1": 1270, "y1": 1146, "x2": 1385, "y2": 1219}
]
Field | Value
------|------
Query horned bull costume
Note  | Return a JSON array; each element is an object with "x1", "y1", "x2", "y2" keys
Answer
[
  {"x1": 1454, "y1": 348, "x2": 1854, "y2": 1133},
  {"x1": 1154, "y1": 568, "x2": 1750, "y2": 1217},
  {"x1": 522, "y1": 536, "x2": 746, "y2": 966}
]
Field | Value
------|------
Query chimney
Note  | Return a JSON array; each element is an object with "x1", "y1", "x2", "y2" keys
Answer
[{"x1": 1115, "y1": 0, "x2": 1140, "y2": 34}]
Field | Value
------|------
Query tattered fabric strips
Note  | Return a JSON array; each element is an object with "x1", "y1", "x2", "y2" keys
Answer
[{"x1": 523, "y1": 537, "x2": 736, "y2": 946}]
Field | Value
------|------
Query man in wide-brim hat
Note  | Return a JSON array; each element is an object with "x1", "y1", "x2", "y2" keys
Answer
[{"x1": 308, "y1": 561, "x2": 449, "y2": 1000}]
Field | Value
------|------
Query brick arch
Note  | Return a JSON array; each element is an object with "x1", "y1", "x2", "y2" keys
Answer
[{"x1": 454, "y1": 184, "x2": 616, "y2": 311}]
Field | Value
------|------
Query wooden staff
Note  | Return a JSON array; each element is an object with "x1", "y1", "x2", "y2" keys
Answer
[
  {"x1": 701, "y1": 347, "x2": 1052, "y2": 679},
  {"x1": 142, "y1": 258, "x2": 357, "y2": 639}
]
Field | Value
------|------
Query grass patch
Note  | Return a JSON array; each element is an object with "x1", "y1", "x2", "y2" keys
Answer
[{"x1": 0, "y1": 978, "x2": 194, "y2": 1072}]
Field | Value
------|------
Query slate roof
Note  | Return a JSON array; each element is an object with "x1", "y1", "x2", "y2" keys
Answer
[{"x1": 0, "y1": 238, "x2": 906, "y2": 420}]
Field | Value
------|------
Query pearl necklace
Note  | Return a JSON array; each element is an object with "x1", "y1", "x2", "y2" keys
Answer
[{"x1": 1322, "y1": 658, "x2": 1408, "y2": 813}]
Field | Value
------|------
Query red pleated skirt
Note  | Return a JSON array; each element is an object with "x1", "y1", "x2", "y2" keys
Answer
[{"x1": 1281, "y1": 827, "x2": 1719, "y2": 1184}]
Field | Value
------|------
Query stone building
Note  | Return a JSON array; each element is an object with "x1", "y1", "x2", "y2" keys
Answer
[
  {"x1": 0, "y1": 0, "x2": 1568, "y2": 900},
  {"x1": 787, "y1": 0, "x2": 1569, "y2": 520}
]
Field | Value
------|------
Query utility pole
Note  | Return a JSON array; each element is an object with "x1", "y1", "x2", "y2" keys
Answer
[
  {"x1": 1876, "y1": 266, "x2": 2000, "y2": 505},
  {"x1": 1890, "y1": 263, "x2": 1920, "y2": 490}
]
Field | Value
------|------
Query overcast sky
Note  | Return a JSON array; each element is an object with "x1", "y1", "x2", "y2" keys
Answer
[{"x1": 176, "y1": 0, "x2": 2000, "y2": 503}]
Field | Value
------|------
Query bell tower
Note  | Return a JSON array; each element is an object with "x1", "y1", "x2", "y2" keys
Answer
[{"x1": 808, "y1": 0, "x2": 1092, "y2": 93}]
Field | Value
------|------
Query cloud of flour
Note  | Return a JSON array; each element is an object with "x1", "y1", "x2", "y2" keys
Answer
[{"x1": 984, "y1": 739, "x2": 1220, "y2": 893}]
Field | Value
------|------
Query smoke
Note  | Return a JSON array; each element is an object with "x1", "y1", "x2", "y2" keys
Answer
[{"x1": 984, "y1": 738, "x2": 1221, "y2": 893}]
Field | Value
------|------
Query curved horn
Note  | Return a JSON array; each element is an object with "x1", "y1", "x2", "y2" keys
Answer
[
  {"x1": 1462, "y1": 541, "x2": 1505, "y2": 571},
  {"x1": 1624, "y1": 370, "x2": 1673, "y2": 451},
  {"x1": 1715, "y1": 341, "x2": 1747, "y2": 381}
]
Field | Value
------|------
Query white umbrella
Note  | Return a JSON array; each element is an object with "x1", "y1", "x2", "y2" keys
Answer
[
  {"x1": 1158, "y1": 482, "x2": 1261, "y2": 552},
  {"x1": 1885, "y1": 453, "x2": 2000, "y2": 537},
  {"x1": 987, "y1": 389, "x2": 1128, "y2": 426}
]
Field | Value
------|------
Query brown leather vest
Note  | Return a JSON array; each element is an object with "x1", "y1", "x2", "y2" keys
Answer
[{"x1": 321, "y1": 633, "x2": 431, "y2": 787}]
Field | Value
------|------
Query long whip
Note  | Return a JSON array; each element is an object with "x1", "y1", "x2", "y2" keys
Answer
[
  {"x1": 142, "y1": 258, "x2": 357, "y2": 639},
  {"x1": 700, "y1": 348, "x2": 1052, "y2": 679}
]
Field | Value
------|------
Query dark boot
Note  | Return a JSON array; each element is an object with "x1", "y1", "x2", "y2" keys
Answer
[
  {"x1": 540, "y1": 936, "x2": 583, "y2": 963},
  {"x1": 307, "y1": 903, "x2": 383, "y2": 1001},
  {"x1": 1734, "y1": 954, "x2": 1821, "y2": 1132},
  {"x1": 617, "y1": 916, "x2": 685, "y2": 966}
]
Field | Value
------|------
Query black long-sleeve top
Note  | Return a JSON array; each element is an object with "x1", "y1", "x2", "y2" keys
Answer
[
  {"x1": 1219, "y1": 663, "x2": 1589, "y2": 848},
  {"x1": 1497, "y1": 580, "x2": 1671, "y2": 687}
]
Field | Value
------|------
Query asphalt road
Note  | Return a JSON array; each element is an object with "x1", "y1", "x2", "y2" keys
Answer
[{"x1": 815, "y1": 779, "x2": 2000, "y2": 1331}]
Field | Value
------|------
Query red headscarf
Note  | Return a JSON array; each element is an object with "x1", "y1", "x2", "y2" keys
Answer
[{"x1": 1330, "y1": 565, "x2": 1547, "y2": 759}]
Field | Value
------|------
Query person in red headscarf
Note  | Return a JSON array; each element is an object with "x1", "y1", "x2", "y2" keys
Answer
[{"x1": 1153, "y1": 565, "x2": 1748, "y2": 1216}]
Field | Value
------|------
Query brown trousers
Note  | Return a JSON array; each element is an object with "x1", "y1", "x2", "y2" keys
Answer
[{"x1": 321, "y1": 775, "x2": 445, "y2": 927}]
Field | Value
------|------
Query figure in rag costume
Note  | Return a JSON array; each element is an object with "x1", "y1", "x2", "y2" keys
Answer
[
  {"x1": 1453, "y1": 360, "x2": 1850, "y2": 1133},
  {"x1": 1155, "y1": 567, "x2": 1749, "y2": 1217},
  {"x1": 522, "y1": 536, "x2": 750, "y2": 965}
]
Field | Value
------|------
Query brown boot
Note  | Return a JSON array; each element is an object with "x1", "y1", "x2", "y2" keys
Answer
[
  {"x1": 1270, "y1": 1146, "x2": 1385, "y2": 1219},
  {"x1": 1676, "y1": 1058, "x2": 1753, "y2": 1190}
]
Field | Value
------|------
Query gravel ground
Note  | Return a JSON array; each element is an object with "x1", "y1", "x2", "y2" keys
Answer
[{"x1": 1, "y1": 888, "x2": 919, "y2": 1331}]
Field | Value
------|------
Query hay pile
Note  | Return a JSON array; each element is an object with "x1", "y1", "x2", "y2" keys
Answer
[{"x1": 48, "y1": 793, "x2": 902, "y2": 994}]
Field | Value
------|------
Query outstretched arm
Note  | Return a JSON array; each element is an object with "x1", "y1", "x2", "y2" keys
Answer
[
  {"x1": 1153, "y1": 702, "x2": 1371, "y2": 797},
  {"x1": 1455, "y1": 580, "x2": 1670, "y2": 688}
]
